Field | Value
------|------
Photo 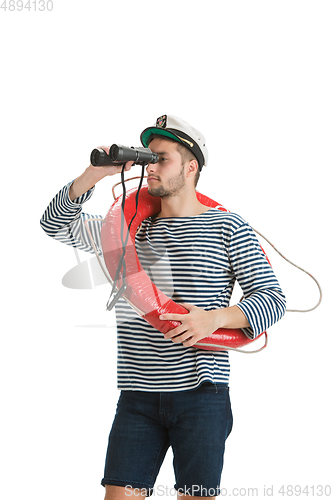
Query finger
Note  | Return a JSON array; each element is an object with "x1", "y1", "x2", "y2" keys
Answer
[
  {"x1": 164, "y1": 324, "x2": 187, "y2": 339},
  {"x1": 160, "y1": 313, "x2": 186, "y2": 322},
  {"x1": 124, "y1": 161, "x2": 134, "y2": 170},
  {"x1": 111, "y1": 161, "x2": 133, "y2": 174},
  {"x1": 171, "y1": 332, "x2": 193, "y2": 344},
  {"x1": 182, "y1": 337, "x2": 196, "y2": 347},
  {"x1": 181, "y1": 303, "x2": 196, "y2": 311}
]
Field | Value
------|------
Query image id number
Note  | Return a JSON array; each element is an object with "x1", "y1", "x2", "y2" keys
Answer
[
  {"x1": 278, "y1": 484, "x2": 332, "y2": 496},
  {"x1": 1, "y1": 0, "x2": 54, "y2": 11}
]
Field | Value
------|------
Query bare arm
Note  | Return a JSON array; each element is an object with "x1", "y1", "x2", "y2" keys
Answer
[
  {"x1": 160, "y1": 304, "x2": 250, "y2": 347},
  {"x1": 40, "y1": 146, "x2": 134, "y2": 253}
]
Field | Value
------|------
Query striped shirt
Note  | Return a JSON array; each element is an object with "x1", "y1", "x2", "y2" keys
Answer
[{"x1": 40, "y1": 181, "x2": 286, "y2": 391}]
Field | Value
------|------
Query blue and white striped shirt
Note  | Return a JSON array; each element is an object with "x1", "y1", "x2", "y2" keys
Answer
[{"x1": 40, "y1": 181, "x2": 286, "y2": 391}]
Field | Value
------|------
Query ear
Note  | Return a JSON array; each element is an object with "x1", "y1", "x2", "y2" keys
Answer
[{"x1": 186, "y1": 159, "x2": 198, "y2": 179}]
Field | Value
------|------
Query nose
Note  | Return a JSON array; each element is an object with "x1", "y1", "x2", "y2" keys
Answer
[{"x1": 146, "y1": 162, "x2": 156, "y2": 174}]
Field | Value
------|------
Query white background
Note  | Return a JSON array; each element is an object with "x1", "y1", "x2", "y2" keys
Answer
[{"x1": 1, "y1": 1, "x2": 332, "y2": 499}]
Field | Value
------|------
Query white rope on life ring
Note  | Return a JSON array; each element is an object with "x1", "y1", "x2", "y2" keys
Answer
[{"x1": 98, "y1": 183, "x2": 269, "y2": 353}]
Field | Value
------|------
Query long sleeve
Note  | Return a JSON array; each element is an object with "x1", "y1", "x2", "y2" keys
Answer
[
  {"x1": 227, "y1": 220, "x2": 286, "y2": 339},
  {"x1": 40, "y1": 180, "x2": 103, "y2": 255}
]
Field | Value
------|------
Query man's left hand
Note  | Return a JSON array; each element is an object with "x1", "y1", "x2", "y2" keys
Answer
[{"x1": 160, "y1": 304, "x2": 220, "y2": 347}]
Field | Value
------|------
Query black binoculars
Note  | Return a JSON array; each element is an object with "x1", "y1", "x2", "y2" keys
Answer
[{"x1": 90, "y1": 144, "x2": 159, "y2": 167}]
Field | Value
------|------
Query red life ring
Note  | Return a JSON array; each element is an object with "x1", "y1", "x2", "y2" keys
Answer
[{"x1": 100, "y1": 185, "x2": 267, "y2": 351}]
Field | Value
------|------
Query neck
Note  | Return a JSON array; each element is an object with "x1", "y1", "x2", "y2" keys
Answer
[{"x1": 157, "y1": 186, "x2": 209, "y2": 218}]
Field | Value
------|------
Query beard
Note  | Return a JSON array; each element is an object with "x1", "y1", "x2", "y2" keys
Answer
[{"x1": 148, "y1": 166, "x2": 185, "y2": 198}]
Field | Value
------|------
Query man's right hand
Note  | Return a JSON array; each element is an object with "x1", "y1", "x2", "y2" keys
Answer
[{"x1": 69, "y1": 146, "x2": 134, "y2": 201}]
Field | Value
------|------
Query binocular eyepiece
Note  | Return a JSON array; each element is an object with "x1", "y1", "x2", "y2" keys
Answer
[{"x1": 90, "y1": 144, "x2": 159, "y2": 167}]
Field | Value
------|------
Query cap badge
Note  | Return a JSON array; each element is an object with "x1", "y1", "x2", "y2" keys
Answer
[{"x1": 156, "y1": 115, "x2": 167, "y2": 128}]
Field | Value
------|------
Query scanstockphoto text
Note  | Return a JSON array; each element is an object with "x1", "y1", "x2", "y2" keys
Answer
[
  {"x1": 124, "y1": 484, "x2": 332, "y2": 497},
  {"x1": 0, "y1": 0, "x2": 53, "y2": 11}
]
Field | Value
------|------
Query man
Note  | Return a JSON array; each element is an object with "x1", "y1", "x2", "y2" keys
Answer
[{"x1": 41, "y1": 115, "x2": 286, "y2": 500}]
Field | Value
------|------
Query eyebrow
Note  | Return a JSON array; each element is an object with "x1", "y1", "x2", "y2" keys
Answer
[{"x1": 153, "y1": 151, "x2": 170, "y2": 156}]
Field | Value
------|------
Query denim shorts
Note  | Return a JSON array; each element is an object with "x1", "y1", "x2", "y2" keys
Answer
[{"x1": 101, "y1": 383, "x2": 233, "y2": 497}]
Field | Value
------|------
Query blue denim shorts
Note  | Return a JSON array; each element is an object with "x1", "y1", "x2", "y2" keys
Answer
[{"x1": 101, "y1": 383, "x2": 233, "y2": 497}]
